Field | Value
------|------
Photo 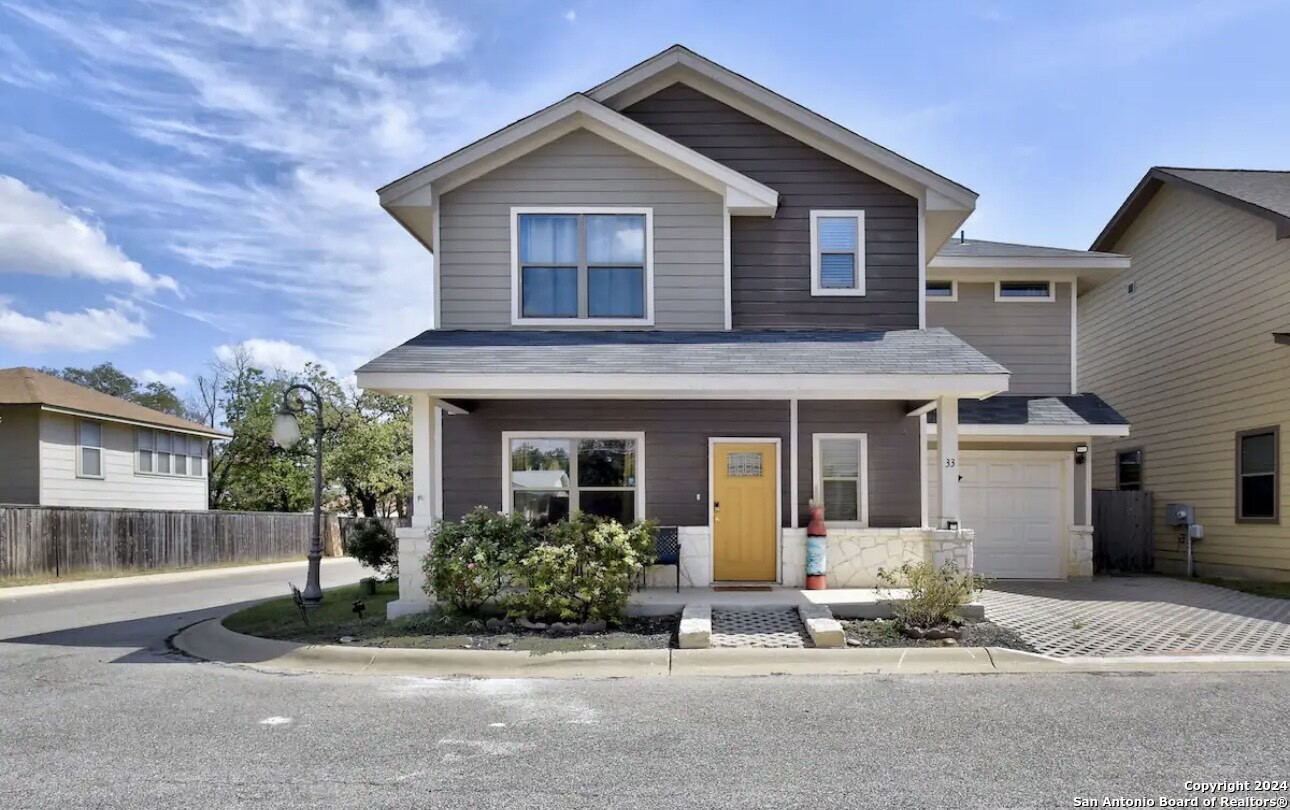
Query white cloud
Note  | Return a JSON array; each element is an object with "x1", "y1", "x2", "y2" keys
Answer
[
  {"x1": 0, "y1": 175, "x2": 178, "y2": 293},
  {"x1": 215, "y1": 338, "x2": 336, "y2": 376},
  {"x1": 564, "y1": 10, "x2": 577, "y2": 22},
  {"x1": 0, "y1": 296, "x2": 151, "y2": 352},
  {"x1": 137, "y1": 369, "x2": 190, "y2": 387},
  {"x1": 0, "y1": 0, "x2": 533, "y2": 375}
]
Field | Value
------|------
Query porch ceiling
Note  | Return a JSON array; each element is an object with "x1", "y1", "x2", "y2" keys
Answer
[{"x1": 356, "y1": 328, "x2": 1010, "y2": 400}]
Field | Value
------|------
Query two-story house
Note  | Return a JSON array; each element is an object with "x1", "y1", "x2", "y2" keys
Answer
[
  {"x1": 1081, "y1": 168, "x2": 1290, "y2": 582},
  {"x1": 356, "y1": 46, "x2": 1130, "y2": 616}
]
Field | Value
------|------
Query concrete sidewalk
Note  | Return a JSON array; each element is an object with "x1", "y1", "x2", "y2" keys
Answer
[
  {"x1": 175, "y1": 618, "x2": 1290, "y2": 680},
  {"x1": 1, "y1": 557, "x2": 360, "y2": 599}
]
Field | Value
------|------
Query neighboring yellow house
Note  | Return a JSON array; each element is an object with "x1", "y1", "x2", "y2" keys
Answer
[
  {"x1": 1081, "y1": 168, "x2": 1290, "y2": 581},
  {"x1": 0, "y1": 367, "x2": 229, "y2": 510}
]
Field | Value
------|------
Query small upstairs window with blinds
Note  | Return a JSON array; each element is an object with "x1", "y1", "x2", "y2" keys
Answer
[
  {"x1": 813, "y1": 433, "x2": 869, "y2": 526},
  {"x1": 809, "y1": 210, "x2": 865, "y2": 296}
]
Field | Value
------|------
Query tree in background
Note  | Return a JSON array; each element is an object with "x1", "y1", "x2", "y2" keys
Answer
[
  {"x1": 40, "y1": 362, "x2": 188, "y2": 417},
  {"x1": 326, "y1": 390, "x2": 411, "y2": 518}
]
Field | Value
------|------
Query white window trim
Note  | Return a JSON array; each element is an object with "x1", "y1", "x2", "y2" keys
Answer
[
  {"x1": 76, "y1": 418, "x2": 104, "y2": 480},
  {"x1": 510, "y1": 206, "x2": 655, "y2": 326},
  {"x1": 994, "y1": 280, "x2": 1055, "y2": 302},
  {"x1": 812, "y1": 433, "x2": 869, "y2": 528},
  {"x1": 925, "y1": 279, "x2": 958, "y2": 302},
  {"x1": 809, "y1": 210, "x2": 866, "y2": 297},
  {"x1": 500, "y1": 431, "x2": 646, "y2": 520},
  {"x1": 135, "y1": 428, "x2": 207, "y2": 479}
]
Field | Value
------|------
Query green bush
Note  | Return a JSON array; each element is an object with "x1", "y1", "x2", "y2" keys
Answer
[
  {"x1": 421, "y1": 507, "x2": 534, "y2": 614},
  {"x1": 876, "y1": 559, "x2": 983, "y2": 629},
  {"x1": 347, "y1": 519, "x2": 397, "y2": 581},
  {"x1": 501, "y1": 513, "x2": 658, "y2": 623}
]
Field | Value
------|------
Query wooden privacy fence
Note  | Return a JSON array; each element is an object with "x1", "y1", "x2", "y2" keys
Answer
[
  {"x1": 1092, "y1": 489, "x2": 1155, "y2": 574},
  {"x1": 0, "y1": 504, "x2": 343, "y2": 580}
]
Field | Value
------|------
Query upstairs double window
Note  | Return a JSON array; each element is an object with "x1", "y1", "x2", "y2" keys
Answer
[{"x1": 512, "y1": 208, "x2": 653, "y2": 324}]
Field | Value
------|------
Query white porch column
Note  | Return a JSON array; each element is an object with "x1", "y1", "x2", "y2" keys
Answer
[
  {"x1": 937, "y1": 396, "x2": 960, "y2": 529},
  {"x1": 390, "y1": 393, "x2": 438, "y2": 618},
  {"x1": 411, "y1": 393, "x2": 438, "y2": 526}
]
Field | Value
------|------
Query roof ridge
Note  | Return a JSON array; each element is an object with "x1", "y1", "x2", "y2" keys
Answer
[{"x1": 1157, "y1": 166, "x2": 1290, "y2": 174}]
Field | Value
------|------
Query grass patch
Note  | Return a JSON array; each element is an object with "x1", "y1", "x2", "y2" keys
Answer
[
  {"x1": 1, "y1": 556, "x2": 309, "y2": 589},
  {"x1": 1190, "y1": 576, "x2": 1290, "y2": 600},
  {"x1": 222, "y1": 580, "x2": 399, "y2": 644}
]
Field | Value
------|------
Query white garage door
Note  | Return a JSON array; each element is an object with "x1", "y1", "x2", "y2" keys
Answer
[{"x1": 929, "y1": 452, "x2": 1066, "y2": 579}]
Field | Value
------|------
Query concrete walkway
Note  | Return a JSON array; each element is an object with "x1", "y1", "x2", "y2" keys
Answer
[{"x1": 980, "y1": 576, "x2": 1290, "y2": 657}]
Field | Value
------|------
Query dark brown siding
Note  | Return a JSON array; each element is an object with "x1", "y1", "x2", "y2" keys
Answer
[
  {"x1": 442, "y1": 399, "x2": 919, "y2": 528},
  {"x1": 796, "y1": 401, "x2": 921, "y2": 527},
  {"x1": 622, "y1": 83, "x2": 920, "y2": 330}
]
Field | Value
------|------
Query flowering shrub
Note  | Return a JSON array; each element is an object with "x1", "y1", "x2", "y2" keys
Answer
[
  {"x1": 421, "y1": 507, "x2": 533, "y2": 614},
  {"x1": 502, "y1": 514, "x2": 658, "y2": 623},
  {"x1": 420, "y1": 509, "x2": 658, "y2": 622}
]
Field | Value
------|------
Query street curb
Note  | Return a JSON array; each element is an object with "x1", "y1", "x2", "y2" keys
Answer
[
  {"x1": 0, "y1": 557, "x2": 359, "y2": 599},
  {"x1": 176, "y1": 619, "x2": 1290, "y2": 679}
]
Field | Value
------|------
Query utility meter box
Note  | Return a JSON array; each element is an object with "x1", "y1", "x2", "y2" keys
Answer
[{"x1": 1166, "y1": 503, "x2": 1195, "y2": 526}]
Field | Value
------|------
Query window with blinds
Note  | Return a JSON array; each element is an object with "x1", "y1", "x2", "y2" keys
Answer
[
  {"x1": 813, "y1": 434, "x2": 868, "y2": 525},
  {"x1": 810, "y1": 211, "x2": 865, "y2": 296}
]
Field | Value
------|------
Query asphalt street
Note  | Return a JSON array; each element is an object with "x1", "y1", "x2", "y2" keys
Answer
[{"x1": 1, "y1": 560, "x2": 1288, "y2": 809}]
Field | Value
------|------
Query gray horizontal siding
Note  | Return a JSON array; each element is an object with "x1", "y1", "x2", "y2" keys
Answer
[
  {"x1": 928, "y1": 281, "x2": 1073, "y2": 395},
  {"x1": 438, "y1": 129, "x2": 726, "y2": 329},
  {"x1": 441, "y1": 399, "x2": 920, "y2": 528},
  {"x1": 796, "y1": 401, "x2": 920, "y2": 527},
  {"x1": 623, "y1": 83, "x2": 919, "y2": 330}
]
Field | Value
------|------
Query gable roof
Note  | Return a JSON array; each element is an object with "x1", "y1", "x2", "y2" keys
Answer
[
  {"x1": 1092, "y1": 167, "x2": 1290, "y2": 251},
  {"x1": 378, "y1": 93, "x2": 779, "y2": 237},
  {"x1": 0, "y1": 367, "x2": 229, "y2": 438},
  {"x1": 587, "y1": 45, "x2": 977, "y2": 213}
]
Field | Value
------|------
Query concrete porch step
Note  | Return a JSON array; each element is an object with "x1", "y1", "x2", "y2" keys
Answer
[{"x1": 628, "y1": 587, "x2": 985, "y2": 621}]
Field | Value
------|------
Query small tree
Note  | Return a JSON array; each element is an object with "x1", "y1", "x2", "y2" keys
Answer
[{"x1": 347, "y1": 519, "x2": 397, "y2": 581}]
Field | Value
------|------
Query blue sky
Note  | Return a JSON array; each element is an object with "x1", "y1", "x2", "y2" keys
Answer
[{"x1": 1, "y1": 0, "x2": 1287, "y2": 388}]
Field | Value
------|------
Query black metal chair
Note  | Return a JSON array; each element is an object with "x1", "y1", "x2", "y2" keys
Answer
[{"x1": 644, "y1": 526, "x2": 682, "y2": 592}]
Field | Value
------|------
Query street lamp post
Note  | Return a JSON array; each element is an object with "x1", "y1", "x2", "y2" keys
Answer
[{"x1": 272, "y1": 383, "x2": 325, "y2": 609}]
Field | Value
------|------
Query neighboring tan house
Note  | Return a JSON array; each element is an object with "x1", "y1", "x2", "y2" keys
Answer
[
  {"x1": 0, "y1": 367, "x2": 229, "y2": 510},
  {"x1": 1081, "y1": 168, "x2": 1290, "y2": 582},
  {"x1": 355, "y1": 45, "x2": 1130, "y2": 616}
]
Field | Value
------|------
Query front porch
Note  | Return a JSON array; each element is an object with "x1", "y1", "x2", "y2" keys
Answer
[{"x1": 357, "y1": 328, "x2": 1009, "y2": 618}]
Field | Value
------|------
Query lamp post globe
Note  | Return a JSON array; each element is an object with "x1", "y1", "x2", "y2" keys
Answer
[{"x1": 272, "y1": 409, "x2": 302, "y2": 450}]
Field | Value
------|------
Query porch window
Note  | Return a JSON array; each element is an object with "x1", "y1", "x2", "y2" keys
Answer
[
  {"x1": 1236, "y1": 427, "x2": 1278, "y2": 523},
  {"x1": 513, "y1": 209, "x2": 652, "y2": 323},
  {"x1": 506, "y1": 434, "x2": 642, "y2": 525},
  {"x1": 812, "y1": 433, "x2": 869, "y2": 526},
  {"x1": 78, "y1": 419, "x2": 103, "y2": 478},
  {"x1": 925, "y1": 280, "x2": 957, "y2": 300},
  {"x1": 809, "y1": 210, "x2": 865, "y2": 296}
]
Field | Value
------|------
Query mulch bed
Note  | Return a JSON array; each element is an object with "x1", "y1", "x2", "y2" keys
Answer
[
  {"x1": 841, "y1": 618, "x2": 1035, "y2": 651},
  {"x1": 349, "y1": 612, "x2": 679, "y2": 653}
]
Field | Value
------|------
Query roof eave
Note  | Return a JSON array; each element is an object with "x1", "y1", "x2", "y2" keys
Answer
[{"x1": 38, "y1": 405, "x2": 231, "y2": 439}]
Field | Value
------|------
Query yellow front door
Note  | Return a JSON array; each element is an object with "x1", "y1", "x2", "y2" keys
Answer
[{"x1": 712, "y1": 441, "x2": 778, "y2": 581}]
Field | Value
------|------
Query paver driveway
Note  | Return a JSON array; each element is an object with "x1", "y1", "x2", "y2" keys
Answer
[{"x1": 979, "y1": 576, "x2": 1290, "y2": 657}]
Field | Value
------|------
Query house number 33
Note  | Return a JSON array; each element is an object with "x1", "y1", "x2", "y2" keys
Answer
[{"x1": 944, "y1": 458, "x2": 957, "y2": 468}]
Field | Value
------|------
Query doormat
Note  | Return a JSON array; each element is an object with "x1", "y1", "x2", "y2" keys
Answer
[{"x1": 712, "y1": 585, "x2": 773, "y2": 592}]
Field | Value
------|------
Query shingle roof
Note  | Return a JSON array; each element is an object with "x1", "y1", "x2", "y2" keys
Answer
[
  {"x1": 1093, "y1": 167, "x2": 1290, "y2": 250},
  {"x1": 0, "y1": 367, "x2": 228, "y2": 436},
  {"x1": 935, "y1": 238, "x2": 1125, "y2": 260},
  {"x1": 928, "y1": 394, "x2": 1128, "y2": 427},
  {"x1": 357, "y1": 328, "x2": 1009, "y2": 377}
]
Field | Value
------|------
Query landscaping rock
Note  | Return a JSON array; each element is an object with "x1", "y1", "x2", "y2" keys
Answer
[
  {"x1": 578, "y1": 620, "x2": 607, "y2": 634},
  {"x1": 485, "y1": 617, "x2": 507, "y2": 632},
  {"x1": 902, "y1": 625, "x2": 962, "y2": 641},
  {"x1": 497, "y1": 637, "x2": 512, "y2": 648},
  {"x1": 338, "y1": 636, "x2": 359, "y2": 644},
  {"x1": 846, "y1": 637, "x2": 863, "y2": 648},
  {"x1": 517, "y1": 618, "x2": 548, "y2": 631},
  {"x1": 547, "y1": 621, "x2": 577, "y2": 636}
]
